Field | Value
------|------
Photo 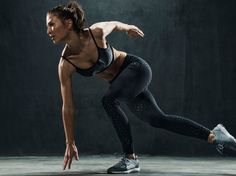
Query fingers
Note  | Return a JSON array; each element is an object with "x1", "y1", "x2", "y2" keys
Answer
[
  {"x1": 72, "y1": 144, "x2": 79, "y2": 161},
  {"x1": 137, "y1": 31, "x2": 144, "y2": 37},
  {"x1": 127, "y1": 27, "x2": 145, "y2": 38},
  {"x1": 74, "y1": 150, "x2": 79, "y2": 160},
  {"x1": 68, "y1": 156, "x2": 73, "y2": 169},
  {"x1": 132, "y1": 25, "x2": 144, "y2": 37},
  {"x1": 63, "y1": 145, "x2": 79, "y2": 170},
  {"x1": 128, "y1": 31, "x2": 144, "y2": 38},
  {"x1": 63, "y1": 154, "x2": 73, "y2": 170},
  {"x1": 63, "y1": 155, "x2": 69, "y2": 170},
  {"x1": 136, "y1": 28, "x2": 144, "y2": 37}
]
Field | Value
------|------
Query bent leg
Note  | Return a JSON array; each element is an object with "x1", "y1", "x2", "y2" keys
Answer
[
  {"x1": 126, "y1": 89, "x2": 211, "y2": 141},
  {"x1": 102, "y1": 95, "x2": 134, "y2": 154},
  {"x1": 102, "y1": 55, "x2": 152, "y2": 154}
]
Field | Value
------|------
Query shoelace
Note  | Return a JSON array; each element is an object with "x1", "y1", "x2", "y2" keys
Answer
[
  {"x1": 216, "y1": 130, "x2": 225, "y2": 143},
  {"x1": 116, "y1": 157, "x2": 132, "y2": 167}
]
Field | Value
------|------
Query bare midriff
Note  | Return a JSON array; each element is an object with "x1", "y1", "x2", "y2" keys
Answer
[{"x1": 95, "y1": 49, "x2": 127, "y2": 81}]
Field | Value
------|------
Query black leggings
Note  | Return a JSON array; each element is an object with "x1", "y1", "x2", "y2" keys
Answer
[{"x1": 102, "y1": 54, "x2": 211, "y2": 154}]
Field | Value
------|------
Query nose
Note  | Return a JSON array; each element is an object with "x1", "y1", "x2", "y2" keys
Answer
[{"x1": 47, "y1": 27, "x2": 51, "y2": 35}]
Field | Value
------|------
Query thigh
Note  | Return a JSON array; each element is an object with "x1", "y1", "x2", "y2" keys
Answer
[{"x1": 106, "y1": 55, "x2": 152, "y2": 102}]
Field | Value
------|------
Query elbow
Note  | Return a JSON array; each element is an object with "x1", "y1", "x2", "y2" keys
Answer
[
  {"x1": 92, "y1": 26, "x2": 105, "y2": 37},
  {"x1": 62, "y1": 105, "x2": 74, "y2": 115},
  {"x1": 111, "y1": 21, "x2": 120, "y2": 31}
]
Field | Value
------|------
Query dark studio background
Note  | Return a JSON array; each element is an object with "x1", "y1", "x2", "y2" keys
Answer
[{"x1": 0, "y1": 0, "x2": 236, "y2": 156}]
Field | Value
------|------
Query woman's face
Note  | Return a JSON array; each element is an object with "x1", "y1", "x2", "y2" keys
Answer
[{"x1": 46, "y1": 13, "x2": 69, "y2": 44}]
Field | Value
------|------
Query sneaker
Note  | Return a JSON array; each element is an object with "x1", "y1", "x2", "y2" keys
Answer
[
  {"x1": 107, "y1": 156, "x2": 140, "y2": 174},
  {"x1": 212, "y1": 124, "x2": 236, "y2": 154}
]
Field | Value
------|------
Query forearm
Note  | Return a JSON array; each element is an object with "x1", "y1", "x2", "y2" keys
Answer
[
  {"x1": 91, "y1": 21, "x2": 136, "y2": 38},
  {"x1": 111, "y1": 21, "x2": 144, "y2": 38},
  {"x1": 62, "y1": 106, "x2": 75, "y2": 144},
  {"x1": 112, "y1": 21, "x2": 131, "y2": 32}
]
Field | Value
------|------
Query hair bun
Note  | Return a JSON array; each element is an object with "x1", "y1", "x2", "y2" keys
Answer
[{"x1": 66, "y1": 1, "x2": 85, "y2": 30}]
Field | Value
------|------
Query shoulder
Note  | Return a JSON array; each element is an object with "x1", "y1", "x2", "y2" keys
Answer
[
  {"x1": 89, "y1": 22, "x2": 107, "y2": 37},
  {"x1": 58, "y1": 46, "x2": 75, "y2": 81},
  {"x1": 59, "y1": 45, "x2": 72, "y2": 72},
  {"x1": 58, "y1": 58, "x2": 74, "y2": 84},
  {"x1": 89, "y1": 21, "x2": 118, "y2": 38}
]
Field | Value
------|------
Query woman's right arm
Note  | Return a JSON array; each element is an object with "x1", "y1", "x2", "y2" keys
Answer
[
  {"x1": 58, "y1": 58, "x2": 79, "y2": 170},
  {"x1": 58, "y1": 58, "x2": 75, "y2": 145},
  {"x1": 90, "y1": 21, "x2": 144, "y2": 39}
]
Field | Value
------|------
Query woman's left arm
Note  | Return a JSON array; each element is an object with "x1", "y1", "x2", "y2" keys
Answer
[{"x1": 90, "y1": 21, "x2": 144, "y2": 38}]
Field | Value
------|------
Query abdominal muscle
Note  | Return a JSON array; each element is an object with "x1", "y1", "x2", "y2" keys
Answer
[{"x1": 95, "y1": 48, "x2": 127, "y2": 81}]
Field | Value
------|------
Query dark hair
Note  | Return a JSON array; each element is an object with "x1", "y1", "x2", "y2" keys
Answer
[{"x1": 48, "y1": 0, "x2": 85, "y2": 32}]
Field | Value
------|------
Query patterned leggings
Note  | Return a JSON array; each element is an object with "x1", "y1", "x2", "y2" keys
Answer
[{"x1": 102, "y1": 54, "x2": 211, "y2": 154}]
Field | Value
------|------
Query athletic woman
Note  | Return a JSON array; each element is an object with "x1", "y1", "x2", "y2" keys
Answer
[{"x1": 46, "y1": 1, "x2": 236, "y2": 174}]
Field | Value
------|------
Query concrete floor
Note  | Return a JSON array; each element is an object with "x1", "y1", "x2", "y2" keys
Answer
[{"x1": 0, "y1": 155, "x2": 236, "y2": 176}]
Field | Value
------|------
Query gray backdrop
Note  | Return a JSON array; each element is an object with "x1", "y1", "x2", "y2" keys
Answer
[{"x1": 0, "y1": 0, "x2": 236, "y2": 156}]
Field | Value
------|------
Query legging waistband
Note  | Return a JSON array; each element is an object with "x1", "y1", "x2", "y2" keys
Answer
[{"x1": 108, "y1": 54, "x2": 142, "y2": 84}]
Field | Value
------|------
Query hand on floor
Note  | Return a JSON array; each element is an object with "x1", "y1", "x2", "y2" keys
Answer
[{"x1": 63, "y1": 143, "x2": 79, "y2": 170}]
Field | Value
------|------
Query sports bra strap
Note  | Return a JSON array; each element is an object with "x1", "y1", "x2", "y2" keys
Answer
[
  {"x1": 61, "y1": 56, "x2": 79, "y2": 70},
  {"x1": 88, "y1": 28, "x2": 99, "y2": 48}
]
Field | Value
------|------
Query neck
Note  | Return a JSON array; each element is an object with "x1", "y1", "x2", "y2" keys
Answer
[{"x1": 64, "y1": 30, "x2": 85, "y2": 52}]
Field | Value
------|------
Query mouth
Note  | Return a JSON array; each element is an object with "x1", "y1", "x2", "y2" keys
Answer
[{"x1": 50, "y1": 35, "x2": 55, "y2": 40}]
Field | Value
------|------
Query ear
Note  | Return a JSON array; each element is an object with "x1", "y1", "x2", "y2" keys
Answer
[{"x1": 65, "y1": 19, "x2": 73, "y2": 30}]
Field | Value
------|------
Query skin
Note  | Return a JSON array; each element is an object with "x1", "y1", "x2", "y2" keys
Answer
[
  {"x1": 46, "y1": 13, "x2": 215, "y2": 170},
  {"x1": 46, "y1": 13, "x2": 145, "y2": 170}
]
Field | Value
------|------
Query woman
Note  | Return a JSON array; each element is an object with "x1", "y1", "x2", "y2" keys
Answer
[{"x1": 46, "y1": 1, "x2": 236, "y2": 174}]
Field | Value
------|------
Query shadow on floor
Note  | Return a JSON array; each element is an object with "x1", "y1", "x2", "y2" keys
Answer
[
  {"x1": 11, "y1": 170, "x2": 236, "y2": 176},
  {"x1": 17, "y1": 171, "x2": 107, "y2": 176}
]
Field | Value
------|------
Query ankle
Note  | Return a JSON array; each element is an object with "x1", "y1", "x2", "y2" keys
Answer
[
  {"x1": 125, "y1": 153, "x2": 137, "y2": 160},
  {"x1": 208, "y1": 132, "x2": 215, "y2": 143}
]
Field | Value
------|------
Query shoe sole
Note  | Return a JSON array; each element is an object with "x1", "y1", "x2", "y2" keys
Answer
[
  {"x1": 108, "y1": 167, "x2": 140, "y2": 174},
  {"x1": 216, "y1": 144, "x2": 224, "y2": 155}
]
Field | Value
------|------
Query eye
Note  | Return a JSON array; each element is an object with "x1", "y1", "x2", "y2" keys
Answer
[{"x1": 47, "y1": 22, "x2": 54, "y2": 27}]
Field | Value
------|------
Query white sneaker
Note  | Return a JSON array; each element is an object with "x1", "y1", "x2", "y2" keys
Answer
[
  {"x1": 107, "y1": 156, "x2": 140, "y2": 174},
  {"x1": 212, "y1": 124, "x2": 236, "y2": 154}
]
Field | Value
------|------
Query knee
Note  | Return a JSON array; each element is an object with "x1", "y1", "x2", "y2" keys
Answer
[{"x1": 146, "y1": 112, "x2": 168, "y2": 128}]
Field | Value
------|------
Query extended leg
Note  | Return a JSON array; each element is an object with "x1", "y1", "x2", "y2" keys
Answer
[{"x1": 127, "y1": 89, "x2": 211, "y2": 140}]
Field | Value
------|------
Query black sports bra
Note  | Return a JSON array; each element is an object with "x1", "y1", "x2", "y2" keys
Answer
[{"x1": 62, "y1": 28, "x2": 114, "y2": 77}]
